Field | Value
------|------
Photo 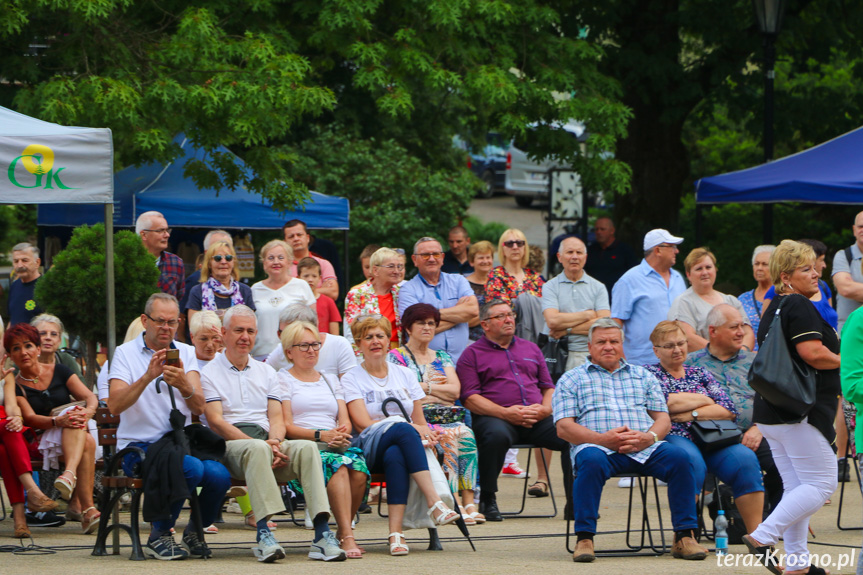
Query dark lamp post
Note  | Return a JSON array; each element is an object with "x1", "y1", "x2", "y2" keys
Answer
[{"x1": 753, "y1": 0, "x2": 786, "y2": 244}]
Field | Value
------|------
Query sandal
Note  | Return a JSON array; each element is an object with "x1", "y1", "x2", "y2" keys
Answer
[
  {"x1": 742, "y1": 534, "x2": 783, "y2": 575},
  {"x1": 244, "y1": 512, "x2": 277, "y2": 530},
  {"x1": 54, "y1": 470, "x2": 77, "y2": 501},
  {"x1": 458, "y1": 506, "x2": 477, "y2": 525},
  {"x1": 427, "y1": 501, "x2": 459, "y2": 526},
  {"x1": 528, "y1": 480, "x2": 549, "y2": 497},
  {"x1": 339, "y1": 535, "x2": 363, "y2": 559},
  {"x1": 81, "y1": 506, "x2": 101, "y2": 535},
  {"x1": 27, "y1": 493, "x2": 59, "y2": 513},
  {"x1": 204, "y1": 524, "x2": 219, "y2": 534},
  {"x1": 66, "y1": 508, "x2": 83, "y2": 522},
  {"x1": 388, "y1": 532, "x2": 409, "y2": 556},
  {"x1": 464, "y1": 503, "x2": 486, "y2": 524}
]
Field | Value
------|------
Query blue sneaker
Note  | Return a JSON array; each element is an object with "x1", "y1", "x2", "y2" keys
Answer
[
  {"x1": 253, "y1": 530, "x2": 285, "y2": 563},
  {"x1": 145, "y1": 533, "x2": 189, "y2": 560},
  {"x1": 309, "y1": 531, "x2": 347, "y2": 562}
]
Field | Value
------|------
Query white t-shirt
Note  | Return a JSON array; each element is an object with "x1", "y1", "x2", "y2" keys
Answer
[
  {"x1": 97, "y1": 360, "x2": 111, "y2": 401},
  {"x1": 109, "y1": 335, "x2": 200, "y2": 449},
  {"x1": 341, "y1": 363, "x2": 425, "y2": 420},
  {"x1": 250, "y1": 279, "x2": 316, "y2": 358},
  {"x1": 265, "y1": 334, "x2": 357, "y2": 375},
  {"x1": 201, "y1": 352, "x2": 281, "y2": 431},
  {"x1": 279, "y1": 370, "x2": 343, "y2": 430}
]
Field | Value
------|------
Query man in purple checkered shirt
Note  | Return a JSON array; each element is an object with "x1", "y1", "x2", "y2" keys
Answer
[
  {"x1": 552, "y1": 318, "x2": 706, "y2": 563},
  {"x1": 137, "y1": 211, "x2": 185, "y2": 302}
]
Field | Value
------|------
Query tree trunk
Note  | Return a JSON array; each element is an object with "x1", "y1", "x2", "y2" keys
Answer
[{"x1": 85, "y1": 339, "x2": 98, "y2": 391}]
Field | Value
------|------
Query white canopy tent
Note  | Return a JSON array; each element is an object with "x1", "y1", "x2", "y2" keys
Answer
[{"x1": 0, "y1": 105, "x2": 117, "y2": 355}]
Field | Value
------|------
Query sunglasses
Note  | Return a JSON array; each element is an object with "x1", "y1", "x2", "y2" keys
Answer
[
  {"x1": 503, "y1": 240, "x2": 525, "y2": 248},
  {"x1": 416, "y1": 252, "x2": 443, "y2": 260},
  {"x1": 212, "y1": 254, "x2": 234, "y2": 262}
]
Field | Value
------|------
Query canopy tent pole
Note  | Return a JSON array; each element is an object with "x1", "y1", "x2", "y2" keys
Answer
[
  {"x1": 343, "y1": 230, "x2": 350, "y2": 290},
  {"x1": 104, "y1": 203, "x2": 116, "y2": 359}
]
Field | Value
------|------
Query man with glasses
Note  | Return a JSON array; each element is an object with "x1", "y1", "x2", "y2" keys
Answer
[
  {"x1": 108, "y1": 293, "x2": 232, "y2": 560},
  {"x1": 442, "y1": 225, "x2": 473, "y2": 275},
  {"x1": 137, "y1": 211, "x2": 185, "y2": 302},
  {"x1": 611, "y1": 229, "x2": 685, "y2": 366},
  {"x1": 283, "y1": 219, "x2": 340, "y2": 301},
  {"x1": 398, "y1": 236, "x2": 478, "y2": 363},
  {"x1": 457, "y1": 300, "x2": 572, "y2": 521},
  {"x1": 201, "y1": 305, "x2": 344, "y2": 563}
]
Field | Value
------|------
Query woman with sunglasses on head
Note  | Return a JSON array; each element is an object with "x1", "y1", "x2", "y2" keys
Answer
[
  {"x1": 250, "y1": 240, "x2": 316, "y2": 360},
  {"x1": 343, "y1": 247, "x2": 404, "y2": 352},
  {"x1": 186, "y1": 241, "x2": 255, "y2": 324},
  {"x1": 342, "y1": 315, "x2": 460, "y2": 556},
  {"x1": 5, "y1": 323, "x2": 99, "y2": 534},
  {"x1": 485, "y1": 229, "x2": 544, "y2": 305},
  {"x1": 31, "y1": 314, "x2": 83, "y2": 379},
  {"x1": 279, "y1": 321, "x2": 369, "y2": 559}
]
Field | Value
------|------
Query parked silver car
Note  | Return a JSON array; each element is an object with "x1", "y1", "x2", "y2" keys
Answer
[{"x1": 504, "y1": 121, "x2": 586, "y2": 207}]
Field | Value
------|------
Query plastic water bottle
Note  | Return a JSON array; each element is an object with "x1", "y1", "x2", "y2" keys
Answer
[{"x1": 714, "y1": 510, "x2": 729, "y2": 556}]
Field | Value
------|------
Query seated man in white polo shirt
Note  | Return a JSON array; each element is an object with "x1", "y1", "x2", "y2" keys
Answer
[
  {"x1": 201, "y1": 305, "x2": 345, "y2": 563},
  {"x1": 108, "y1": 293, "x2": 232, "y2": 561}
]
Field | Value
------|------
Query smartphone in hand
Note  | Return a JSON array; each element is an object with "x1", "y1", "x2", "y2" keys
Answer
[{"x1": 165, "y1": 348, "x2": 180, "y2": 367}]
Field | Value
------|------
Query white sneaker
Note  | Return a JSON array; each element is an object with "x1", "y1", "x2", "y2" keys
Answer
[
  {"x1": 253, "y1": 530, "x2": 285, "y2": 563},
  {"x1": 309, "y1": 531, "x2": 346, "y2": 562},
  {"x1": 617, "y1": 477, "x2": 632, "y2": 488},
  {"x1": 304, "y1": 509, "x2": 313, "y2": 530},
  {"x1": 225, "y1": 501, "x2": 242, "y2": 514}
]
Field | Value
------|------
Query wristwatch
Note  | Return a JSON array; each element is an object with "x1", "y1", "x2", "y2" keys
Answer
[
  {"x1": 566, "y1": 327, "x2": 573, "y2": 335},
  {"x1": 314, "y1": 430, "x2": 321, "y2": 441},
  {"x1": 691, "y1": 410, "x2": 699, "y2": 421},
  {"x1": 648, "y1": 430, "x2": 658, "y2": 444}
]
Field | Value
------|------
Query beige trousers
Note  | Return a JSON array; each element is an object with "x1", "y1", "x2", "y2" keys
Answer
[
  {"x1": 566, "y1": 350, "x2": 590, "y2": 371},
  {"x1": 223, "y1": 438, "x2": 331, "y2": 521}
]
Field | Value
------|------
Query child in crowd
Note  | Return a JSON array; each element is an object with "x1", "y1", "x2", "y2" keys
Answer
[{"x1": 297, "y1": 257, "x2": 341, "y2": 335}]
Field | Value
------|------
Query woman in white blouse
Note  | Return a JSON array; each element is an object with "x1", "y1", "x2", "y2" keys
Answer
[
  {"x1": 251, "y1": 240, "x2": 316, "y2": 359},
  {"x1": 280, "y1": 321, "x2": 369, "y2": 560}
]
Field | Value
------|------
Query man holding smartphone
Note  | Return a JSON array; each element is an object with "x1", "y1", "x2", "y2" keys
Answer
[{"x1": 108, "y1": 293, "x2": 231, "y2": 561}]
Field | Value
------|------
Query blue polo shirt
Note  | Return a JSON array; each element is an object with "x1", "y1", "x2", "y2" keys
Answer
[
  {"x1": 398, "y1": 271, "x2": 473, "y2": 363},
  {"x1": 611, "y1": 259, "x2": 685, "y2": 366}
]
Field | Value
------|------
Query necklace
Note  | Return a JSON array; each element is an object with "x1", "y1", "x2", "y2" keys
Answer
[
  {"x1": 16, "y1": 372, "x2": 39, "y2": 385},
  {"x1": 364, "y1": 363, "x2": 390, "y2": 387}
]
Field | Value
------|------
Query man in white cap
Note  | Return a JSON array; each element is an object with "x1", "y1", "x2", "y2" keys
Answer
[{"x1": 610, "y1": 229, "x2": 685, "y2": 366}]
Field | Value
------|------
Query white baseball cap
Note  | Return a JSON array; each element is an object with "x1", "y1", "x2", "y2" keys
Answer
[{"x1": 643, "y1": 229, "x2": 684, "y2": 251}]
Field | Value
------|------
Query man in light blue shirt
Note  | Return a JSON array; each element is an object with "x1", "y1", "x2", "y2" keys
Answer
[
  {"x1": 611, "y1": 229, "x2": 686, "y2": 366},
  {"x1": 398, "y1": 237, "x2": 478, "y2": 363}
]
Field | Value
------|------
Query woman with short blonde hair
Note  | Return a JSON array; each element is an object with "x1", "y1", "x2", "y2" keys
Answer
[{"x1": 343, "y1": 248, "x2": 403, "y2": 350}]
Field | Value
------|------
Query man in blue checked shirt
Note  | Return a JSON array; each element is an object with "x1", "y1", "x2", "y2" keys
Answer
[{"x1": 552, "y1": 318, "x2": 706, "y2": 563}]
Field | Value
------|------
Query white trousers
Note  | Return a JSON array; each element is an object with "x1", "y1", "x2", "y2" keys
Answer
[{"x1": 751, "y1": 420, "x2": 837, "y2": 570}]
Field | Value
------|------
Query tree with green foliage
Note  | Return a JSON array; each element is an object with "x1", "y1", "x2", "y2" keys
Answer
[{"x1": 35, "y1": 224, "x2": 159, "y2": 387}]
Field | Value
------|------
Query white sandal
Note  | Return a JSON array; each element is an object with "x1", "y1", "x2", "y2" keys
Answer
[
  {"x1": 427, "y1": 501, "x2": 459, "y2": 526},
  {"x1": 458, "y1": 506, "x2": 477, "y2": 525},
  {"x1": 464, "y1": 503, "x2": 486, "y2": 524},
  {"x1": 389, "y1": 532, "x2": 409, "y2": 556}
]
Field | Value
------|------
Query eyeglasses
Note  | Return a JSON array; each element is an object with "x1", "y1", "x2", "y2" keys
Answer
[
  {"x1": 503, "y1": 240, "x2": 525, "y2": 248},
  {"x1": 145, "y1": 314, "x2": 180, "y2": 328},
  {"x1": 212, "y1": 254, "x2": 234, "y2": 262},
  {"x1": 391, "y1": 248, "x2": 406, "y2": 255},
  {"x1": 655, "y1": 340, "x2": 687, "y2": 350},
  {"x1": 291, "y1": 342, "x2": 322, "y2": 352},
  {"x1": 416, "y1": 252, "x2": 443, "y2": 260},
  {"x1": 357, "y1": 313, "x2": 383, "y2": 322},
  {"x1": 143, "y1": 228, "x2": 172, "y2": 235},
  {"x1": 657, "y1": 243, "x2": 678, "y2": 250},
  {"x1": 377, "y1": 263, "x2": 405, "y2": 270},
  {"x1": 486, "y1": 312, "x2": 517, "y2": 322}
]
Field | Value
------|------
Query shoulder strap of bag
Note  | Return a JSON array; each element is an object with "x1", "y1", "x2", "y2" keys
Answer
[
  {"x1": 320, "y1": 373, "x2": 338, "y2": 399},
  {"x1": 846, "y1": 246, "x2": 854, "y2": 266}
]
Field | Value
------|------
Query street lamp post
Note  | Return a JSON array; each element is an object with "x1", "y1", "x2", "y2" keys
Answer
[{"x1": 753, "y1": 0, "x2": 786, "y2": 244}]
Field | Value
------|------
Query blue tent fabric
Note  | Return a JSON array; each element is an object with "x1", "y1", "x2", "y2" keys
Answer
[
  {"x1": 695, "y1": 125, "x2": 863, "y2": 204},
  {"x1": 38, "y1": 136, "x2": 349, "y2": 229}
]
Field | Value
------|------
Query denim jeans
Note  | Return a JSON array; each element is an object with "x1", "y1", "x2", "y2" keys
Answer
[{"x1": 664, "y1": 434, "x2": 764, "y2": 498}]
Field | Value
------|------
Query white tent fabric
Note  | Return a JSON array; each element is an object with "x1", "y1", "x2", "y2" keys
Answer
[{"x1": 0, "y1": 105, "x2": 113, "y2": 204}]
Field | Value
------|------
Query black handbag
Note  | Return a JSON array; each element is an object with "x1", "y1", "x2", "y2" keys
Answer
[
  {"x1": 747, "y1": 295, "x2": 818, "y2": 417},
  {"x1": 689, "y1": 420, "x2": 742, "y2": 452},
  {"x1": 540, "y1": 334, "x2": 569, "y2": 383}
]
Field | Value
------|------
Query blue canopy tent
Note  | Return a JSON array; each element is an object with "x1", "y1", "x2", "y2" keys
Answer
[{"x1": 695, "y1": 125, "x2": 863, "y2": 205}]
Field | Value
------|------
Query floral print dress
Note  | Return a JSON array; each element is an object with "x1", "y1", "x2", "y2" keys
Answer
[{"x1": 484, "y1": 266, "x2": 544, "y2": 305}]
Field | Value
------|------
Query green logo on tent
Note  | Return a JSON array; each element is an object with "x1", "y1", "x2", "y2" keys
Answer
[{"x1": 7, "y1": 144, "x2": 77, "y2": 189}]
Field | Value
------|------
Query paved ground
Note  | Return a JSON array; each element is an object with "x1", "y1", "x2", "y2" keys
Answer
[{"x1": 2, "y1": 452, "x2": 861, "y2": 574}]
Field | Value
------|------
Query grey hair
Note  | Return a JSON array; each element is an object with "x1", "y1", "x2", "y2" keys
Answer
[
  {"x1": 144, "y1": 293, "x2": 179, "y2": 316},
  {"x1": 204, "y1": 229, "x2": 232, "y2": 250},
  {"x1": 588, "y1": 318, "x2": 624, "y2": 342},
  {"x1": 189, "y1": 310, "x2": 221, "y2": 336},
  {"x1": 413, "y1": 236, "x2": 441, "y2": 255},
  {"x1": 479, "y1": 299, "x2": 509, "y2": 321},
  {"x1": 370, "y1": 247, "x2": 400, "y2": 267},
  {"x1": 12, "y1": 242, "x2": 39, "y2": 259},
  {"x1": 135, "y1": 211, "x2": 164, "y2": 235},
  {"x1": 31, "y1": 313, "x2": 64, "y2": 333},
  {"x1": 557, "y1": 236, "x2": 586, "y2": 254},
  {"x1": 706, "y1": 303, "x2": 739, "y2": 329},
  {"x1": 278, "y1": 303, "x2": 318, "y2": 328},
  {"x1": 751, "y1": 244, "x2": 776, "y2": 265},
  {"x1": 223, "y1": 304, "x2": 257, "y2": 330}
]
